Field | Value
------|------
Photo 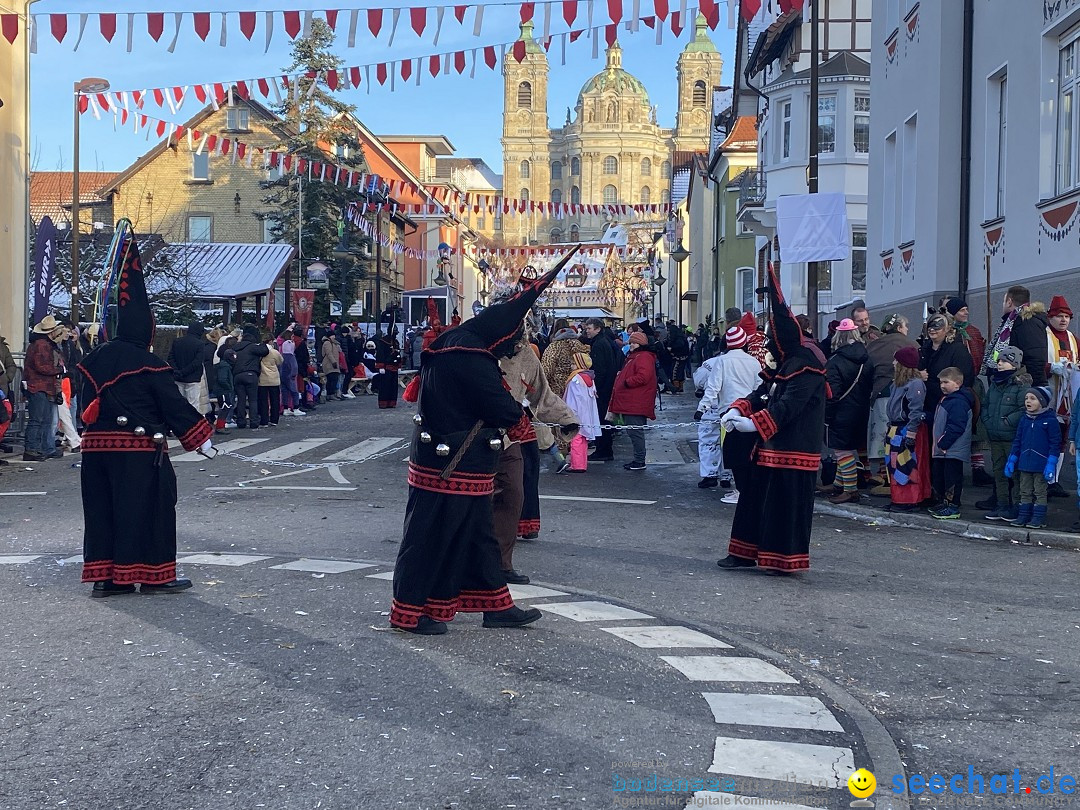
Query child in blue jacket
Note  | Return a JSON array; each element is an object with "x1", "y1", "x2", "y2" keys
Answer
[{"x1": 1005, "y1": 386, "x2": 1061, "y2": 529}]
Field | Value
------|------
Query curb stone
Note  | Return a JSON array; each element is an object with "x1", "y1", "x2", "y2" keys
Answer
[{"x1": 814, "y1": 501, "x2": 1080, "y2": 552}]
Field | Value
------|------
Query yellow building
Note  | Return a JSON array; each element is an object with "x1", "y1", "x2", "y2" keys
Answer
[{"x1": 500, "y1": 16, "x2": 722, "y2": 245}]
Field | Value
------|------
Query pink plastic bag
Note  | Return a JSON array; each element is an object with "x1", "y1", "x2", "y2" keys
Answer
[{"x1": 569, "y1": 434, "x2": 588, "y2": 471}]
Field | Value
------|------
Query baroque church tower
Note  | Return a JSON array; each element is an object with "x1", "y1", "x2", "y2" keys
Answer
[{"x1": 500, "y1": 18, "x2": 723, "y2": 245}]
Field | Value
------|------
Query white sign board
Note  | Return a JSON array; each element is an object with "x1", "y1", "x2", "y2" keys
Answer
[{"x1": 776, "y1": 193, "x2": 850, "y2": 263}]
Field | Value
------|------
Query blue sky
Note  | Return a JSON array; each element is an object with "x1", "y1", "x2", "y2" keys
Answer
[{"x1": 29, "y1": 0, "x2": 735, "y2": 174}]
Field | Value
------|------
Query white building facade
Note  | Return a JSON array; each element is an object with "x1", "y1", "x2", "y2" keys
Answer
[
  {"x1": 868, "y1": 0, "x2": 1080, "y2": 334},
  {"x1": 738, "y1": 1, "x2": 872, "y2": 334}
]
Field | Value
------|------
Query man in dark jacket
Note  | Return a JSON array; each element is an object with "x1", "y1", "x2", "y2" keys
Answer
[
  {"x1": 582, "y1": 318, "x2": 622, "y2": 462},
  {"x1": 985, "y1": 285, "x2": 1049, "y2": 386},
  {"x1": 168, "y1": 323, "x2": 208, "y2": 412},
  {"x1": 23, "y1": 315, "x2": 65, "y2": 461},
  {"x1": 231, "y1": 326, "x2": 269, "y2": 429}
]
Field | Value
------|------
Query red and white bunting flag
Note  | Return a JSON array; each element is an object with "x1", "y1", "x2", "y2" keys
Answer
[
  {"x1": 368, "y1": 8, "x2": 383, "y2": 37},
  {"x1": 741, "y1": 0, "x2": 762, "y2": 21},
  {"x1": 283, "y1": 10, "x2": 302, "y2": 38},
  {"x1": 99, "y1": 13, "x2": 117, "y2": 42},
  {"x1": 325, "y1": 9, "x2": 339, "y2": 29},
  {"x1": 50, "y1": 13, "x2": 68, "y2": 43},
  {"x1": 193, "y1": 12, "x2": 210, "y2": 41},
  {"x1": 410, "y1": 7, "x2": 426, "y2": 36}
]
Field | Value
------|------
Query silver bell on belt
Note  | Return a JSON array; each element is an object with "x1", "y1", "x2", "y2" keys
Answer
[
  {"x1": 115, "y1": 416, "x2": 129, "y2": 427},
  {"x1": 412, "y1": 413, "x2": 423, "y2": 425},
  {"x1": 133, "y1": 426, "x2": 147, "y2": 437},
  {"x1": 152, "y1": 433, "x2": 166, "y2": 444},
  {"x1": 488, "y1": 437, "x2": 502, "y2": 450},
  {"x1": 419, "y1": 431, "x2": 432, "y2": 443},
  {"x1": 435, "y1": 443, "x2": 451, "y2": 457}
]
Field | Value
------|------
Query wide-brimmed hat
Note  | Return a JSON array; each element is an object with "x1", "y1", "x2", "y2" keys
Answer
[{"x1": 32, "y1": 315, "x2": 61, "y2": 334}]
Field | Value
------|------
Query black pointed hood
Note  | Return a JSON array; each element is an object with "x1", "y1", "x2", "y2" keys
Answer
[
  {"x1": 112, "y1": 234, "x2": 155, "y2": 348},
  {"x1": 759, "y1": 262, "x2": 825, "y2": 367},
  {"x1": 428, "y1": 246, "x2": 581, "y2": 358}
]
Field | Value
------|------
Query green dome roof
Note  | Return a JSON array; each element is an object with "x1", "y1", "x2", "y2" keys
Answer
[
  {"x1": 577, "y1": 43, "x2": 651, "y2": 105},
  {"x1": 681, "y1": 13, "x2": 718, "y2": 53}
]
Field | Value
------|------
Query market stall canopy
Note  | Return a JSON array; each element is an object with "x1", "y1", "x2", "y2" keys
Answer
[{"x1": 150, "y1": 242, "x2": 297, "y2": 300}]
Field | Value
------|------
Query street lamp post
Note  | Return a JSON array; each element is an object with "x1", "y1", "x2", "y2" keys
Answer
[
  {"x1": 670, "y1": 240, "x2": 690, "y2": 326},
  {"x1": 71, "y1": 77, "x2": 110, "y2": 325}
]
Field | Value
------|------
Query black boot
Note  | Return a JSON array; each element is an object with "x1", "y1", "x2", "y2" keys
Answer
[
  {"x1": 717, "y1": 555, "x2": 757, "y2": 570},
  {"x1": 1047, "y1": 482, "x2": 1070, "y2": 498},
  {"x1": 501, "y1": 568, "x2": 531, "y2": 585},
  {"x1": 971, "y1": 467, "x2": 995, "y2": 487},
  {"x1": 975, "y1": 494, "x2": 998, "y2": 510},
  {"x1": 394, "y1": 616, "x2": 448, "y2": 635},
  {"x1": 91, "y1": 580, "x2": 137, "y2": 598},
  {"x1": 483, "y1": 606, "x2": 542, "y2": 628},
  {"x1": 140, "y1": 578, "x2": 193, "y2": 594}
]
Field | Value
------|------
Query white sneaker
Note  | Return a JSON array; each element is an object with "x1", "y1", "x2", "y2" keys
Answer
[
  {"x1": 720, "y1": 490, "x2": 740, "y2": 504},
  {"x1": 282, "y1": 409, "x2": 294, "y2": 416},
  {"x1": 342, "y1": 392, "x2": 356, "y2": 399},
  {"x1": 292, "y1": 408, "x2": 306, "y2": 416},
  {"x1": 225, "y1": 421, "x2": 237, "y2": 429}
]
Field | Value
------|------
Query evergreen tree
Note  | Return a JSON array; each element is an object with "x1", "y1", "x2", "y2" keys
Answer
[{"x1": 263, "y1": 18, "x2": 368, "y2": 326}]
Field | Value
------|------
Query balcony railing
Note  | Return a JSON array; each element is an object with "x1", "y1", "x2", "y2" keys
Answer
[{"x1": 736, "y1": 169, "x2": 766, "y2": 209}]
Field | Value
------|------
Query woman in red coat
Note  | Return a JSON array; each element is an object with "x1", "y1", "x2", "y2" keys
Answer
[{"x1": 608, "y1": 330, "x2": 658, "y2": 470}]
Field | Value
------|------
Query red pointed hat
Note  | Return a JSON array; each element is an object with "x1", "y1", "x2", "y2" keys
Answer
[{"x1": 1049, "y1": 295, "x2": 1073, "y2": 317}]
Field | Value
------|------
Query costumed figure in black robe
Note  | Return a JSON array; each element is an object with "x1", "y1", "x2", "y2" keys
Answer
[
  {"x1": 374, "y1": 320, "x2": 402, "y2": 409},
  {"x1": 391, "y1": 260, "x2": 571, "y2": 635},
  {"x1": 717, "y1": 264, "x2": 827, "y2": 573},
  {"x1": 78, "y1": 226, "x2": 216, "y2": 597}
]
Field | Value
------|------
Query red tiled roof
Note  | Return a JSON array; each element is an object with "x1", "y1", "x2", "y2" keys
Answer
[
  {"x1": 29, "y1": 171, "x2": 116, "y2": 227},
  {"x1": 720, "y1": 116, "x2": 758, "y2": 151}
]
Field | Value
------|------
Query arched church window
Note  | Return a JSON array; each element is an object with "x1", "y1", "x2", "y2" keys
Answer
[
  {"x1": 603, "y1": 184, "x2": 618, "y2": 205},
  {"x1": 662, "y1": 160, "x2": 671, "y2": 179},
  {"x1": 693, "y1": 81, "x2": 707, "y2": 107},
  {"x1": 520, "y1": 188, "x2": 530, "y2": 203},
  {"x1": 520, "y1": 160, "x2": 531, "y2": 179},
  {"x1": 641, "y1": 158, "x2": 652, "y2": 176},
  {"x1": 518, "y1": 81, "x2": 532, "y2": 109},
  {"x1": 641, "y1": 186, "x2": 651, "y2": 205},
  {"x1": 552, "y1": 188, "x2": 563, "y2": 205},
  {"x1": 571, "y1": 157, "x2": 581, "y2": 176},
  {"x1": 570, "y1": 224, "x2": 580, "y2": 240},
  {"x1": 570, "y1": 185, "x2": 581, "y2": 205},
  {"x1": 551, "y1": 229, "x2": 562, "y2": 243},
  {"x1": 551, "y1": 161, "x2": 563, "y2": 180},
  {"x1": 603, "y1": 156, "x2": 618, "y2": 175}
]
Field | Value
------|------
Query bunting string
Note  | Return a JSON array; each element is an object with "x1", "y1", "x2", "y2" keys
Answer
[
  {"x1": 99, "y1": 6, "x2": 705, "y2": 113},
  {"x1": 81, "y1": 102, "x2": 675, "y2": 224},
  {"x1": 0, "y1": 0, "x2": 752, "y2": 50}
]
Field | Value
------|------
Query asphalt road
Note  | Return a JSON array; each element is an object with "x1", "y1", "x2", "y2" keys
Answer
[{"x1": 1, "y1": 391, "x2": 1077, "y2": 810}]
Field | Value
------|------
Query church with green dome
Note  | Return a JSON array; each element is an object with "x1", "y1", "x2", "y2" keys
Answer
[{"x1": 500, "y1": 17, "x2": 723, "y2": 244}]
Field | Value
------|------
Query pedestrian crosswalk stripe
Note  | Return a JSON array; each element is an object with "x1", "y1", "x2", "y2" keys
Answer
[
  {"x1": 507, "y1": 584, "x2": 568, "y2": 600},
  {"x1": 701, "y1": 693, "x2": 844, "y2": 732},
  {"x1": 59, "y1": 555, "x2": 83, "y2": 565},
  {"x1": 366, "y1": 571, "x2": 396, "y2": 580},
  {"x1": 250, "y1": 438, "x2": 335, "y2": 462},
  {"x1": 176, "y1": 553, "x2": 272, "y2": 566},
  {"x1": 0, "y1": 555, "x2": 41, "y2": 564},
  {"x1": 685, "y1": 792, "x2": 825, "y2": 810},
  {"x1": 660, "y1": 656, "x2": 799, "y2": 683},
  {"x1": 707, "y1": 736, "x2": 855, "y2": 789},
  {"x1": 322, "y1": 436, "x2": 405, "y2": 462},
  {"x1": 269, "y1": 559, "x2": 376, "y2": 574},
  {"x1": 531, "y1": 600, "x2": 654, "y2": 622},
  {"x1": 601, "y1": 625, "x2": 733, "y2": 649},
  {"x1": 173, "y1": 437, "x2": 268, "y2": 462}
]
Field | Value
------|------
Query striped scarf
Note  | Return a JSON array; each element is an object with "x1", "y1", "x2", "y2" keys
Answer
[{"x1": 983, "y1": 305, "x2": 1025, "y2": 372}]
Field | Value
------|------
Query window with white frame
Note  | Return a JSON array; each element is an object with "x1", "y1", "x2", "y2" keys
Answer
[
  {"x1": 737, "y1": 267, "x2": 754, "y2": 314},
  {"x1": 191, "y1": 151, "x2": 210, "y2": 181},
  {"x1": 1057, "y1": 29, "x2": 1079, "y2": 193},
  {"x1": 781, "y1": 100, "x2": 792, "y2": 159},
  {"x1": 901, "y1": 115, "x2": 917, "y2": 242},
  {"x1": 817, "y1": 94, "x2": 837, "y2": 154},
  {"x1": 603, "y1": 184, "x2": 618, "y2": 205},
  {"x1": 851, "y1": 229, "x2": 867, "y2": 291},
  {"x1": 520, "y1": 160, "x2": 531, "y2": 179},
  {"x1": 883, "y1": 131, "x2": 897, "y2": 248},
  {"x1": 603, "y1": 155, "x2": 619, "y2": 174},
  {"x1": 993, "y1": 73, "x2": 1008, "y2": 217},
  {"x1": 226, "y1": 106, "x2": 250, "y2": 131},
  {"x1": 188, "y1": 215, "x2": 212, "y2": 242},
  {"x1": 854, "y1": 93, "x2": 871, "y2": 154},
  {"x1": 262, "y1": 217, "x2": 277, "y2": 243}
]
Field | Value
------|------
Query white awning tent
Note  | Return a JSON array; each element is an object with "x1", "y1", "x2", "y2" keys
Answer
[
  {"x1": 150, "y1": 242, "x2": 297, "y2": 300},
  {"x1": 547, "y1": 306, "x2": 621, "y2": 321}
]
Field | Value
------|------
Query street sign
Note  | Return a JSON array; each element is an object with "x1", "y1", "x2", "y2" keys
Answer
[{"x1": 330, "y1": 299, "x2": 343, "y2": 317}]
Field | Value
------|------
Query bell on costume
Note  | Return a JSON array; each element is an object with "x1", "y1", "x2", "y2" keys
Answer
[
  {"x1": 116, "y1": 416, "x2": 129, "y2": 427},
  {"x1": 419, "y1": 432, "x2": 432, "y2": 443},
  {"x1": 435, "y1": 443, "x2": 450, "y2": 457}
]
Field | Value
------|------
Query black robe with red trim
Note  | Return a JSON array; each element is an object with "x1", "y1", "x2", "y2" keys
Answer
[
  {"x1": 78, "y1": 341, "x2": 213, "y2": 585},
  {"x1": 374, "y1": 334, "x2": 401, "y2": 409},
  {"x1": 726, "y1": 345, "x2": 826, "y2": 572},
  {"x1": 391, "y1": 342, "x2": 526, "y2": 629}
]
